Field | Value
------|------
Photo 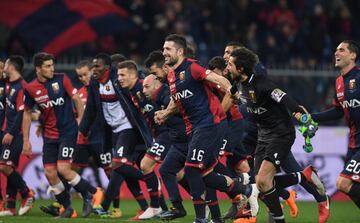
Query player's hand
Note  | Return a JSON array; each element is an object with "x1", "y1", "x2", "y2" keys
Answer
[
  {"x1": 22, "y1": 140, "x2": 32, "y2": 158},
  {"x1": 297, "y1": 114, "x2": 318, "y2": 138},
  {"x1": 154, "y1": 110, "x2": 168, "y2": 125},
  {"x1": 2, "y1": 133, "x2": 14, "y2": 145}
]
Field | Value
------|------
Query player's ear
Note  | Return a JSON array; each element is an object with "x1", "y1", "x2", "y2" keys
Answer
[
  {"x1": 35, "y1": 66, "x2": 40, "y2": 75},
  {"x1": 350, "y1": 51, "x2": 357, "y2": 61},
  {"x1": 237, "y1": 67, "x2": 244, "y2": 73},
  {"x1": 178, "y1": 47, "x2": 185, "y2": 57}
]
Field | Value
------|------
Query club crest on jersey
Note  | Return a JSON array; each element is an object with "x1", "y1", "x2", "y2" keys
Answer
[
  {"x1": 105, "y1": 85, "x2": 110, "y2": 91},
  {"x1": 179, "y1": 71, "x2": 185, "y2": 81},
  {"x1": 52, "y1": 82, "x2": 59, "y2": 93},
  {"x1": 349, "y1": 79, "x2": 356, "y2": 90},
  {"x1": 249, "y1": 90, "x2": 256, "y2": 102},
  {"x1": 0, "y1": 87, "x2": 4, "y2": 96},
  {"x1": 9, "y1": 88, "x2": 15, "y2": 96}
]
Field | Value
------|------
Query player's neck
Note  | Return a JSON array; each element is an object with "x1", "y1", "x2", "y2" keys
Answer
[
  {"x1": 8, "y1": 72, "x2": 21, "y2": 82},
  {"x1": 340, "y1": 63, "x2": 356, "y2": 75},
  {"x1": 37, "y1": 74, "x2": 48, "y2": 83},
  {"x1": 171, "y1": 57, "x2": 185, "y2": 70},
  {"x1": 129, "y1": 78, "x2": 138, "y2": 90}
]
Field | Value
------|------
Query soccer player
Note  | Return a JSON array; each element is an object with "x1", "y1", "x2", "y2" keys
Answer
[
  {"x1": 79, "y1": 53, "x2": 154, "y2": 219},
  {"x1": 144, "y1": 51, "x2": 190, "y2": 221},
  {"x1": 208, "y1": 56, "x2": 250, "y2": 179},
  {"x1": 0, "y1": 59, "x2": 5, "y2": 211},
  {"x1": 223, "y1": 43, "x2": 330, "y2": 223},
  {"x1": 0, "y1": 56, "x2": 34, "y2": 216},
  {"x1": 22, "y1": 52, "x2": 100, "y2": 218},
  {"x1": 39, "y1": 60, "x2": 105, "y2": 218},
  {"x1": 117, "y1": 60, "x2": 169, "y2": 219},
  {"x1": 145, "y1": 53, "x2": 227, "y2": 223},
  {"x1": 311, "y1": 40, "x2": 360, "y2": 209},
  {"x1": 227, "y1": 47, "x2": 327, "y2": 223},
  {"x1": 110, "y1": 53, "x2": 126, "y2": 68},
  {"x1": 72, "y1": 60, "x2": 111, "y2": 176},
  {"x1": 155, "y1": 34, "x2": 259, "y2": 223}
]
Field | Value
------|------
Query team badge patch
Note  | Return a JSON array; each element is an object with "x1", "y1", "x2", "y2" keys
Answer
[
  {"x1": 105, "y1": 85, "x2": 110, "y2": 91},
  {"x1": 349, "y1": 79, "x2": 356, "y2": 90},
  {"x1": 179, "y1": 71, "x2": 185, "y2": 81},
  {"x1": 52, "y1": 82, "x2": 59, "y2": 93},
  {"x1": 270, "y1": 88, "x2": 286, "y2": 103},
  {"x1": 249, "y1": 90, "x2": 256, "y2": 103}
]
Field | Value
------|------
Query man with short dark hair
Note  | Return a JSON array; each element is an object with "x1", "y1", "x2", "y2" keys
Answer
[
  {"x1": 23, "y1": 52, "x2": 98, "y2": 218},
  {"x1": 0, "y1": 55, "x2": 34, "y2": 217},
  {"x1": 145, "y1": 51, "x2": 191, "y2": 221},
  {"x1": 155, "y1": 34, "x2": 259, "y2": 223},
  {"x1": 227, "y1": 47, "x2": 327, "y2": 223},
  {"x1": 312, "y1": 40, "x2": 360, "y2": 210},
  {"x1": 111, "y1": 54, "x2": 127, "y2": 68},
  {"x1": 117, "y1": 60, "x2": 170, "y2": 219},
  {"x1": 0, "y1": 58, "x2": 6, "y2": 212},
  {"x1": 80, "y1": 53, "x2": 154, "y2": 219}
]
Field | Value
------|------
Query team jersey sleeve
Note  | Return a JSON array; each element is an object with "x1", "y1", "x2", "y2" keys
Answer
[
  {"x1": 332, "y1": 94, "x2": 341, "y2": 108},
  {"x1": 311, "y1": 107, "x2": 344, "y2": 122},
  {"x1": 259, "y1": 76, "x2": 304, "y2": 113},
  {"x1": 158, "y1": 86, "x2": 171, "y2": 107},
  {"x1": 63, "y1": 74, "x2": 78, "y2": 97},
  {"x1": 23, "y1": 88, "x2": 35, "y2": 110},
  {"x1": 190, "y1": 62, "x2": 207, "y2": 81},
  {"x1": 16, "y1": 88, "x2": 25, "y2": 111},
  {"x1": 257, "y1": 76, "x2": 285, "y2": 102}
]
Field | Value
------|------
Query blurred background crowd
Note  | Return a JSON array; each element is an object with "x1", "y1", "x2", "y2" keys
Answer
[{"x1": 0, "y1": 0, "x2": 359, "y2": 123}]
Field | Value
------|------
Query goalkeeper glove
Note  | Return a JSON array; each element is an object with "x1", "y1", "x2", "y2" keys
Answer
[{"x1": 298, "y1": 114, "x2": 318, "y2": 138}]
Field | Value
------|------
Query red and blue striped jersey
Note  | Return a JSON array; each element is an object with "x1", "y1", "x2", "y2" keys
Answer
[
  {"x1": 151, "y1": 83, "x2": 187, "y2": 143},
  {"x1": 2, "y1": 78, "x2": 26, "y2": 135},
  {"x1": 24, "y1": 73, "x2": 78, "y2": 139},
  {"x1": 168, "y1": 58, "x2": 226, "y2": 135},
  {"x1": 129, "y1": 79, "x2": 166, "y2": 137},
  {"x1": 333, "y1": 66, "x2": 360, "y2": 150},
  {"x1": 0, "y1": 79, "x2": 6, "y2": 128},
  {"x1": 209, "y1": 82, "x2": 243, "y2": 122}
]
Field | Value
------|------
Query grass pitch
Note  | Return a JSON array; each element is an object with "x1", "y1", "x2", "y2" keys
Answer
[{"x1": 0, "y1": 199, "x2": 358, "y2": 222}]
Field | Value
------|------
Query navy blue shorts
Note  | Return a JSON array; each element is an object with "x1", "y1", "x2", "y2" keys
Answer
[
  {"x1": 72, "y1": 143, "x2": 111, "y2": 169},
  {"x1": 0, "y1": 133, "x2": 23, "y2": 167},
  {"x1": 112, "y1": 128, "x2": 141, "y2": 165},
  {"x1": 43, "y1": 136, "x2": 77, "y2": 167},
  {"x1": 185, "y1": 121, "x2": 227, "y2": 170},
  {"x1": 341, "y1": 149, "x2": 360, "y2": 183},
  {"x1": 160, "y1": 142, "x2": 188, "y2": 175},
  {"x1": 221, "y1": 119, "x2": 248, "y2": 159},
  {"x1": 146, "y1": 131, "x2": 171, "y2": 163}
]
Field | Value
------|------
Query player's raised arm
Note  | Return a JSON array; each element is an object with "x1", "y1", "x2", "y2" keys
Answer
[{"x1": 204, "y1": 69, "x2": 232, "y2": 93}]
